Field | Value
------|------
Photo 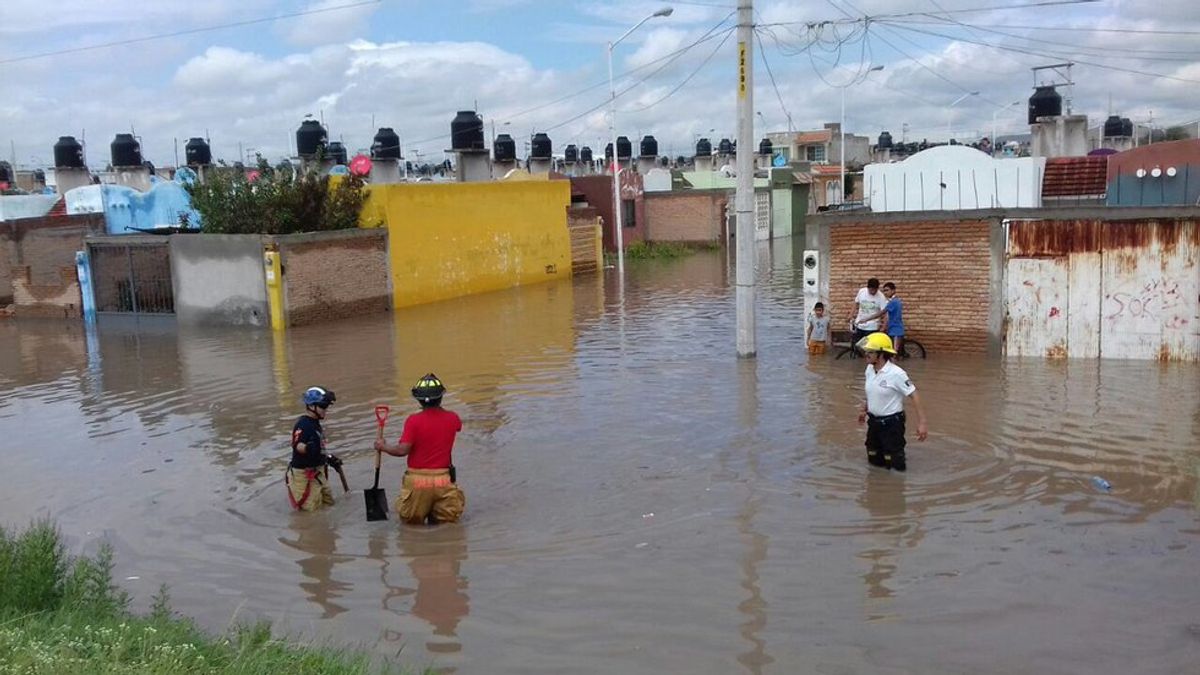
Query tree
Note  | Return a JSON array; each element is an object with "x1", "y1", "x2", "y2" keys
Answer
[{"x1": 1164, "y1": 126, "x2": 1191, "y2": 142}]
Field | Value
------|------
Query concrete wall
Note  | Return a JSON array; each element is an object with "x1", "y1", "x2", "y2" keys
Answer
[
  {"x1": 0, "y1": 195, "x2": 59, "y2": 222},
  {"x1": 644, "y1": 191, "x2": 727, "y2": 243},
  {"x1": 360, "y1": 180, "x2": 572, "y2": 309},
  {"x1": 1, "y1": 214, "x2": 104, "y2": 317},
  {"x1": 169, "y1": 234, "x2": 268, "y2": 326},
  {"x1": 570, "y1": 174, "x2": 646, "y2": 252},
  {"x1": 273, "y1": 229, "x2": 390, "y2": 326},
  {"x1": 1031, "y1": 115, "x2": 1089, "y2": 159},
  {"x1": 864, "y1": 146, "x2": 1046, "y2": 212},
  {"x1": 1106, "y1": 139, "x2": 1200, "y2": 207}
]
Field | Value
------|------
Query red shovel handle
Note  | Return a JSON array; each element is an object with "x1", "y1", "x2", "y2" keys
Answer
[{"x1": 374, "y1": 405, "x2": 389, "y2": 428}]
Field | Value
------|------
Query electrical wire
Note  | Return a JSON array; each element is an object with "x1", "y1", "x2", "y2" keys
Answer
[
  {"x1": 884, "y1": 21, "x2": 1200, "y2": 37},
  {"x1": 753, "y1": 28, "x2": 795, "y2": 131},
  {"x1": 0, "y1": 0, "x2": 383, "y2": 65},
  {"x1": 758, "y1": 0, "x2": 1101, "y2": 27},
  {"x1": 618, "y1": 27, "x2": 735, "y2": 115},
  {"x1": 883, "y1": 21, "x2": 1200, "y2": 85}
]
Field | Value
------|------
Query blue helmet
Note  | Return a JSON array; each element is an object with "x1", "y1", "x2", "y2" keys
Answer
[{"x1": 302, "y1": 386, "x2": 336, "y2": 408}]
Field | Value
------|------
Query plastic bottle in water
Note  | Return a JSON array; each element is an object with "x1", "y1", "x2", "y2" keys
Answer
[{"x1": 1091, "y1": 476, "x2": 1112, "y2": 492}]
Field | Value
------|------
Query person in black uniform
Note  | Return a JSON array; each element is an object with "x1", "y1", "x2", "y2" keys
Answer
[{"x1": 286, "y1": 386, "x2": 340, "y2": 511}]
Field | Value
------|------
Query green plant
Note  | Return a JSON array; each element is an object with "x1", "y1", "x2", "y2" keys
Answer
[
  {"x1": 187, "y1": 158, "x2": 369, "y2": 235},
  {"x1": 623, "y1": 241, "x2": 697, "y2": 260}
]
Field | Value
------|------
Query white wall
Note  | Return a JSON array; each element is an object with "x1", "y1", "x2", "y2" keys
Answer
[{"x1": 864, "y1": 146, "x2": 1045, "y2": 212}]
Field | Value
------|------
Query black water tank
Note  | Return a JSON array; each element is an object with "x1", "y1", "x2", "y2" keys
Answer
[
  {"x1": 1103, "y1": 116, "x2": 1124, "y2": 138},
  {"x1": 185, "y1": 137, "x2": 212, "y2": 166},
  {"x1": 493, "y1": 134, "x2": 516, "y2": 162},
  {"x1": 616, "y1": 136, "x2": 632, "y2": 160},
  {"x1": 1120, "y1": 117, "x2": 1134, "y2": 137},
  {"x1": 878, "y1": 131, "x2": 894, "y2": 149},
  {"x1": 580, "y1": 146, "x2": 593, "y2": 163},
  {"x1": 296, "y1": 120, "x2": 328, "y2": 158},
  {"x1": 450, "y1": 110, "x2": 484, "y2": 151},
  {"x1": 530, "y1": 132, "x2": 552, "y2": 160},
  {"x1": 371, "y1": 128, "x2": 401, "y2": 159},
  {"x1": 605, "y1": 142, "x2": 614, "y2": 160},
  {"x1": 695, "y1": 137, "x2": 712, "y2": 156},
  {"x1": 564, "y1": 144, "x2": 579, "y2": 162},
  {"x1": 758, "y1": 137, "x2": 773, "y2": 155},
  {"x1": 717, "y1": 138, "x2": 734, "y2": 155},
  {"x1": 640, "y1": 135, "x2": 658, "y2": 157},
  {"x1": 110, "y1": 133, "x2": 142, "y2": 167},
  {"x1": 1028, "y1": 85, "x2": 1062, "y2": 124},
  {"x1": 0, "y1": 161, "x2": 12, "y2": 184},
  {"x1": 54, "y1": 136, "x2": 85, "y2": 168},
  {"x1": 327, "y1": 141, "x2": 348, "y2": 165}
]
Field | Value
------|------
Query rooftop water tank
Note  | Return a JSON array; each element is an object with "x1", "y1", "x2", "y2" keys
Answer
[
  {"x1": 296, "y1": 120, "x2": 328, "y2": 158},
  {"x1": 0, "y1": 161, "x2": 12, "y2": 184},
  {"x1": 327, "y1": 141, "x2": 348, "y2": 165},
  {"x1": 877, "y1": 131, "x2": 894, "y2": 149},
  {"x1": 530, "y1": 132, "x2": 552, "y2": 160},
  {"x1": 1028, "y1": 85, "x2": 1062, "y2": 124},
  {"x1": 371, "y1": 128, "x2": 401, "y2": 159},
  {"x1": 1121, "y1": 117, "x2": 1134, "y2": 137},
  {"x1": 1103, "y1": 115, "x2": 1124, "y2": 138},
  {"x1": 616, "y1": 136, "x2": 632, "y2": 160},
  {"x1": 185, "y1": 137, "x2": 212, "y2": 166},
  {"x1": 580, "y1": 146, "x2": 593, "y2": 163},
  {"x1": 695, "y1": 138, "x2": 712, "y2": 157},
  {"x1": 605, "y1": 142, "x2": 614, "y2": 160},
  {"x1": 110, "y1": 133, "x2": 142, "y2": 167},
  {"x1": 54, "y1": 136, "x2": 85, "y2": 169},
  {"x1": 450, "y1": 110, "x2": 485, "y2": 151},
  {"x1": 640, "y1": 135, "x2": 658, "y2": 157},
  {"x1": 717, "y1": 138, "x2": 734, "y2": 155},
  {"x1": 758, "y1": 137, "x2": 772, "y2": 155},
  {"x1": 494, "y1": 134, "x2": 516, "y2": 162},
  {"x1": 564, "y1": 144, "x2": 579, "y2": 162}
]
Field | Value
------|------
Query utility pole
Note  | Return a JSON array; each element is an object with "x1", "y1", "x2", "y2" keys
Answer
[{"x1": 735, "y1": 0, "x2": 756, "y2": 358}]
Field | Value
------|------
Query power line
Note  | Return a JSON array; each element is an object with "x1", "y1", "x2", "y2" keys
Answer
[
  {"x1": 914, "y1": 15, "x2": 1200, "y2": 60},
  {"x1": 888, "y1": 20, "x2": 1200, "y2": 36},
  {"x1": 0, "y1": 0, "x2": 382, "y2": 65},
  {"x1": 753, "y1": 29, "x2": 795, "y2": 132},
  {"x1": 883, "y1": 21, "x2": 1200, "y2": 85},
  {"x1": 758, "y1": 0, "x2": 1101, "y2": 28},
  {"x1": 619, "y1": 27, "x2": 736, "y2": 115}
]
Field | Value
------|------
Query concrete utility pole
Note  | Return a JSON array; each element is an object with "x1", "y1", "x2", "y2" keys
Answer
[{"x1": 735, "y1": 0, "x2": 755, "y2": 357}]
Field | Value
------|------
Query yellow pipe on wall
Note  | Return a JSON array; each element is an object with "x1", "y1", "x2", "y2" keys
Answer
[{"x1": 263, "y1": 248, "x2": 285, "y2": 331}]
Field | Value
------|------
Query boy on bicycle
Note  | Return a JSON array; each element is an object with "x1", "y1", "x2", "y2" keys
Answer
[{"x1": 860, "y1": 282, "x2": 905, "y2": 357}]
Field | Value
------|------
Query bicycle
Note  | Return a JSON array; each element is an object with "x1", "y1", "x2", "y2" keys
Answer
[{"x1": 834, "y1": 323, "x2": 926, "y2": 360}]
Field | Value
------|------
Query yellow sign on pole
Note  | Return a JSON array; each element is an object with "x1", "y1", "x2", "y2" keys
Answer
[{"x1": 738, "y1": 42, "x2": 747, "y2": 99}]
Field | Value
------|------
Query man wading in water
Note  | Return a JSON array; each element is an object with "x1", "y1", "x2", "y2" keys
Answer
[
  {"x1": 856, "y1": 334, "x2": 928, "y2": 471},
  {"x1": 375, "y1": 374, "x2": 465, "y2": 525},
  {"x1": 287, "y1": 386, "x2": 342, "y2": 511}
]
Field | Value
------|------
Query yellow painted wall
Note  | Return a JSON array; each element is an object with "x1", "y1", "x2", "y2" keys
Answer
[{"x1": 360, "y1": 181, "x2": 572, "y2": 308}]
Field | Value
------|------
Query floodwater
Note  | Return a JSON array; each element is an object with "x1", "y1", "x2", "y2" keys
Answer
[{"x1": 2, "y1": 239, "x2": 1199, "y2": 675}]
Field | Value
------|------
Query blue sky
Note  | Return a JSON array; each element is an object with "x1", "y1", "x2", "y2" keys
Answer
[{"x1": 2, "y1": 1, "x2": 1197, "y2": 168}]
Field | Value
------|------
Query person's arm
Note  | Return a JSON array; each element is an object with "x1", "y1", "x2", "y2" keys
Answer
[
  {"x1": 908, "y1": 390, "x2": 929, "y2": 441},
  {"x1": 857, "y1": 398, "x2": 867, "y2": 425},
  {"x1": 292, "y1": 425, "x2": 313, "y2": 455},
  {"x1": 374, "y1": 417, "x2": 414, "y2": 457}
]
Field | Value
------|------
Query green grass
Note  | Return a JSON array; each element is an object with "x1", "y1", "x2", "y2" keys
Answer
[
  {"x1": 617, "y1": 241, "x2": 721, "y2": 261},
  {"x1": 0, "y1": 520, "x2": 417, "y2": 674}
]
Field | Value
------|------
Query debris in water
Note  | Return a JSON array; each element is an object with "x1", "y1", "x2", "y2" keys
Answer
[
  {"x1": 1091, "y1": 476, "x2": 1112, "y2": 492},
  {"x1": 642, "y1": 513, "x2": 654, "y2": 519},
  {"x1": 635, "y1": 542, "x2": 648, "y2": 549},
  {"x1": 125, "y1": 576, "x2": 140, "y2": 580}
]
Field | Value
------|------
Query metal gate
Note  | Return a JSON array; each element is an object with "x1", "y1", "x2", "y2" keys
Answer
[{"x1": 88, "y1": 241, "x2": 174, "y2": 314}]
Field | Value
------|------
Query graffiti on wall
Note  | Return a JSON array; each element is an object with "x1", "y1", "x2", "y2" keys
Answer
[{"x1": 1104, "y1": 277, "x2": 1189, "y2": 329}]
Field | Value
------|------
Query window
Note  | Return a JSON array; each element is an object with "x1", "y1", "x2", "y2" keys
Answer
[
  {"x1": 806, "y1": 146, "x2": 826, "y2": 162},
  {"x1": 622, "y1": 199, "x2": 636, "y2": 228}
]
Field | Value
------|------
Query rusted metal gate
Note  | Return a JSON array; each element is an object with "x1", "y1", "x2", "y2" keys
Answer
[
  {"x1": 88, "y1": 240, "x2": 175, "y2": 314},
  {"x1": 1005, "y1": 219, "x2": 1199, "y2": 360}
]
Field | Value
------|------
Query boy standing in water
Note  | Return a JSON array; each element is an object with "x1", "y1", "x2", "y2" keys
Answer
[
  {"x1": 856, "y1": 334, "x2": 928, "y2": 471},
  {"x1": 287, "y1": 386, "x2": 341, "y2": 512},
  {"x1": 806, "y1": 302, "x2": 831, "y2": 355},
  {"x1": 375, "y1": 374, "x2": 465, "y2": 525}
]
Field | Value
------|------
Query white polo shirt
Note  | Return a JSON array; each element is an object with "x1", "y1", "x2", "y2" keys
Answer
[
  {"x1": 864, "y1": 360, "x2": 916, "y2": 417},
  {"x1": 854, "y1": 288, "x2": 886, "y2": 331}
]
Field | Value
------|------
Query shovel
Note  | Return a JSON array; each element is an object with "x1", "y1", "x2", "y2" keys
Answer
[{"x1": 364, "y1": 405, "x2": 390, "y2": 522}]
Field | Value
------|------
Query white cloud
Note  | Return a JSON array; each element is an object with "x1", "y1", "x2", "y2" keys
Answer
[{"x1": 284, "y1": 0, "x2": 380, "y2": 47}]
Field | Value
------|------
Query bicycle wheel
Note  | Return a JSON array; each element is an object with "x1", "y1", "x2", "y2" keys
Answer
[{"x1": 901, "y1": 338, "x2": 926, "y2": 359}]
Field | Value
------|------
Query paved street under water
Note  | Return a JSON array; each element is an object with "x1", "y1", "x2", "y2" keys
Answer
[{"x1": 2, "y1": 239, "x2": 1199, "y2": 674}]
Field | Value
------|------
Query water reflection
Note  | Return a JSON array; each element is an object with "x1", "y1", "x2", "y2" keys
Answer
[
  {"x1": 734, "y1": 359, "x2": 773, "y2": 674},
  {"x1": 278, "y1": 514, "x2": 352, "y2": 619}
]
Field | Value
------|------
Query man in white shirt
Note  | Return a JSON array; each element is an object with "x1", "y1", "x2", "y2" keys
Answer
[
  {"x1": 856, "y1": 333, "x2": 928, "y2": 471},
  {"x1": 847, "y1": 278, "x2": 886, "y2": 344}
]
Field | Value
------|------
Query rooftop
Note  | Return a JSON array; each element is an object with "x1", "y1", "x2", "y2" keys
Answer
[{"x1": 1042, "y1": 156, "x2": 1108, "y2": 198}]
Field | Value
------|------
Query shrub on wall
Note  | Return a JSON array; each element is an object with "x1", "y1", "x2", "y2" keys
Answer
[{"x1": 187, "y1": 160, "x2": 368, "y2": 235}]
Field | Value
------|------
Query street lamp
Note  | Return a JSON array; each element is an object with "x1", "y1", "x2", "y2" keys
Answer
[
  {"x1": 946, "y1": 91, "x2": 980, "y2": 142},
  {"x1": 608, "y1": 6, "x2": 672, "y2": 276},
  {"x1": 840, "y1": 65, "x2": 884, "y2": 205},
  {"x1": 991, "y1": 100, "x2": 1021, "y2": 156}
]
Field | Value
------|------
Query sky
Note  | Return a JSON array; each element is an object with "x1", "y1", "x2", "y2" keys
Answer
[{"x1": 1, "y1": 0, "x2": 1198, "y2": 169}]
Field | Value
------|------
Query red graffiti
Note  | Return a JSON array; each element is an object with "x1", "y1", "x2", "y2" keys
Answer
[
  {"x1": 1105, "y1": 278, "x2": 1184, "y2": 322},
  {"x1": 1049, "y1": 306, "x2": 1061, "y2": 318}
]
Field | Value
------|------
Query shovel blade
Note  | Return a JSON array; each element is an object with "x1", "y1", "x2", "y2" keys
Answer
[{"x1": 364, "y1": 487, "x2": 389, "y2": 521}]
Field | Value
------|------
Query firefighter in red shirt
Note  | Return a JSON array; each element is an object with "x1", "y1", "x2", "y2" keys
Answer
[{"x1": 375, "y1": 374, "x2": 465, "y2": 525}]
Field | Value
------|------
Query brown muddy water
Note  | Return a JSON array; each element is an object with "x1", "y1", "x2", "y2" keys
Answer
[{"x1": 2, "y1": 240, "x2": 1198, "y2": 674}]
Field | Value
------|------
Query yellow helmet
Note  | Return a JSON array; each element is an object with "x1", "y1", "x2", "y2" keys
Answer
[{"x1": 857, "y1": 332, "x2": 897, "y2": 354}]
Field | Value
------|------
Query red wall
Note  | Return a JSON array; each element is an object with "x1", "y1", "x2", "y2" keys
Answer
[{"x1": 570, "y1": 173, "x2": 646, "y2": 252}]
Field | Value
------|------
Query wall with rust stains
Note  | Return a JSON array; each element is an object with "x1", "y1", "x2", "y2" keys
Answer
[
  {"x1": 1005, "y1": 217, "x2": 1200, "y2": 361},
  {"x1": 360, "y1": 181, "x2": 572, "y2": 309}
]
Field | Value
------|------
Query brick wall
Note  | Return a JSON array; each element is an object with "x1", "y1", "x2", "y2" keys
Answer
[
  {"x1": 275, "y1": 229, "x2": 390, "y2": 326},
  {"x1": 0, "y1": 235, "x2": 13, "y2": 305},
  {"x1": 644, "y1": 191, "x2": 727, "y2": 242},
  {"x1": 2, "y1": 214, "x2": 104, "y2": 317},
  {"x1": 828, "y1": 218, "x2": 993, "y2": 353}
]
